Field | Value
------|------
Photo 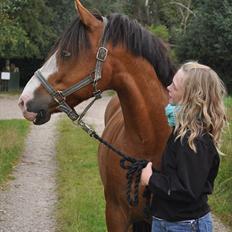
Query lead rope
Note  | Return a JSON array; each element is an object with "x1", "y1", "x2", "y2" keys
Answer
[{"x1": 92, "y1": 131, "x2": 149, "y2": 207}]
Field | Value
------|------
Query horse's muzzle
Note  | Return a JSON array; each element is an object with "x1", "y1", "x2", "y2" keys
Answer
[{"x1": 33, "y1": 109, "x2": 51, "y2": 125}]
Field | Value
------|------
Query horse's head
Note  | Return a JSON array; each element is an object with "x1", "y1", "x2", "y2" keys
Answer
[{"x1": 18, "y1": 0, "x2": 112, "y2": 125}]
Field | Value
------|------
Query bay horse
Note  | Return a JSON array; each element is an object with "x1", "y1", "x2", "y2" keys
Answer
[{"x1": 18, "y1": 1, "x2": 176, "y2": 231}]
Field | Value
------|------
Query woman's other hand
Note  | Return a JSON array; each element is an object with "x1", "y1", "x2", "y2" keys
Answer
[{"x1": 141, "y1": 162, "x2": 153, "y2": 186}]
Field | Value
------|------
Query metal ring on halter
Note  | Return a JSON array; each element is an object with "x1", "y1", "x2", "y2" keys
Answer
[{"x1": 96, "y1": 47, "x2": 108, "y2": 62}]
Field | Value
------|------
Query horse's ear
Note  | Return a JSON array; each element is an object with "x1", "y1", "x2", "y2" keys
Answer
[{"x1": 75, "y1": 0, "x2": 100, "y2": 31}]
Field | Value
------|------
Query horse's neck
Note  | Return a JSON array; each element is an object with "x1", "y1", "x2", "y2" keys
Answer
[{"x1": 111, "y1": 54, "x2": 171, "y2": 159}]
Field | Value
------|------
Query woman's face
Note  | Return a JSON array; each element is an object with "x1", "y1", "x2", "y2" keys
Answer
[{"x1": 167, "y1": 69, "x2": 185, "y2": 105}]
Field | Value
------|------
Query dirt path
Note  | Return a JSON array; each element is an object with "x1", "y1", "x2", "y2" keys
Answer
[{"x1": 0, "y1": 94, "x2": 230, "y2": 232}]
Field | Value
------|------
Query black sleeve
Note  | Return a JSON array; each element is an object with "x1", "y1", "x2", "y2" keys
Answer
[{"x1": 148, "y1": 135, "x2": 216, "y2": 202}]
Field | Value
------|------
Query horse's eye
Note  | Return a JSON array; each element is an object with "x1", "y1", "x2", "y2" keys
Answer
[{"x1": 61, "y1": 50, "x2": 71, "y2": 58}]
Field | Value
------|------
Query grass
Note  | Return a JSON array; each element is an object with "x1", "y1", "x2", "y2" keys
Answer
[
  {"x1": 224, "y1": 96, "x2": 232, "y2": 108},
  {"x1": 56, "y1": 119, "x2": 106, "y2": 232},
  {"x1": 209, "y1": 96, "x2": 232, "y2": 227},
  {"x1": 0, "y1": 90, "x2": 22, "y2": 97},
  {"x1": 0, "y1": 119, "x2": 30, "y2": 185}
]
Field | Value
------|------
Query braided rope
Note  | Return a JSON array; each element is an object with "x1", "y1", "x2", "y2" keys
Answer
[{"x1": 92, "y1": 132, "x2": 149, "y2": 207}]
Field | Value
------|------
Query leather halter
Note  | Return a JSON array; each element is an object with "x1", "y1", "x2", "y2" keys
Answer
[{"x1": 35, "y1": 17, "x2": 108, "y2": 122}]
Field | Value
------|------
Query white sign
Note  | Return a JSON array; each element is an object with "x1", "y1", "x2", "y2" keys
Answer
[{"x1": 1, "y1": 72, "x2": 10, "y2": 80}]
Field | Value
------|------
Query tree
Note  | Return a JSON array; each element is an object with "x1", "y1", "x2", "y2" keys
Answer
[
  {"x1": 0, "y1": 0, "x2": 57, "y2": 59},
  {"x1": 81, "y1": 0, "x2": 125, "y2": 16},
  {"x1": 175, "y1": 0, "x2": 232, "y2": 93},
  {"x1": 46, "y1": 0, "x2": 76, "y2": 36},
  {"x1": 0, "y1": 0, "x2": 34, "y2": 58},
  {"x1": 15, "y1": 0, "x2": 56, "y2": 58}
]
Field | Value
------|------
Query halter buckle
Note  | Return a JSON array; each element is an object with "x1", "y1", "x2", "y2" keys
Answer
[
  {"x1": 54, "y1": 91, "x2": 65, "y2": 103},
  {"x1": 93, "y1": 89, "x2": 102, "y2": 99},
  {"x1": 96, "y1": 47, "x2": 108, "y2": 62},
  {"x1": 78, "y1": 120, "x2": 95, "y2": 137},
  {"x1": 68, "y1": 111, "x2": 79, "y2": 121}
]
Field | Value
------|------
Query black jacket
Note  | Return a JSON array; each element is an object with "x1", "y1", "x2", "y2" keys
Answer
[{"x1": 148, "y1": 130, "x2": 220, "y2": 221}]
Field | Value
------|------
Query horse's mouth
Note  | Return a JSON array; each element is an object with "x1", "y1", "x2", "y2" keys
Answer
[{"x1": 33, "y1": 109, "x2": 51, "y2": 125}]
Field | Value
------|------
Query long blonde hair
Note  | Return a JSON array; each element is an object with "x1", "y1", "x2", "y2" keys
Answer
[{"x1": 174, "y1": 61, "x2": 227, "y2": 153}]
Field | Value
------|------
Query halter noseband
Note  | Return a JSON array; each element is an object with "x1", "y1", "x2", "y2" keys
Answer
[{"x1": 35, "y1": 17, "x2": 108, "y2": 122}]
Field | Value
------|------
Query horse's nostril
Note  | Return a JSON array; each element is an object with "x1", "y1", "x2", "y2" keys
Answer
[{"x1": 18, "y1": 98, "x2": 25, "y2": 110}]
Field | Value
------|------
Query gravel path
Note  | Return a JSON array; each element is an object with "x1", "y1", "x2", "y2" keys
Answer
[
  {"x1": 0, "y1": 94, "x2": 59, "y2": 232},
  {"x1": 0, "y1": 93, "x2": 230, "y2": 232}
]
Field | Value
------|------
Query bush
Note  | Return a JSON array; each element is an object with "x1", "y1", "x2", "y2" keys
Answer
[
  {"x1": 175, "y1": 0, "x2": 232, "y2": 94},
  {"x1": 148, "y1": 24, "x2": 178, "y2": 63},
  {"x1": 148, "y1": 24, "x2": 170, "y2": 42}
]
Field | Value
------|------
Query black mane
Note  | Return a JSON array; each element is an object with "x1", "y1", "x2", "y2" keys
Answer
[
  {"x1": 56, "y1": 13, "x2": 176, "y2": 87},
  {"x1": 105, "y1": 13, "x2": 176, "y2": 87}
]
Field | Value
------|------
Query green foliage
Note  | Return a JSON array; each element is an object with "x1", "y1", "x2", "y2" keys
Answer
[
  {"x1": 148, "y1": 24, "x2": 169, "y2": 42},
  {"x1": 0, "y1": 19, "x2": 37, "y2": 58},
  {"x1": 1, "y1": 0, "x2": 28, "y2": 15},
  {"x1": 175, "y1": 0, "x2": 232, "y2": 93},
  {"x1": 56, "y1": 119, "x2": 106, "y2": 232},
  {"x1": 0, "y1": 0, "x2": 33, "y2": 58},
  {"x1": 14, "y1": 0, "x2": 57, "y2": 58},
  {"x1": 0, "y1": 119, "x2": 29, "y2": 185},
  {"x1": 0, "y1": 0, "x2": 196, "y2": 60},
  {"x1": 225, "y1": 96, "x2": 232, "y2": 108},
  {"x1": 46, "y1": 0, "x2": 76, "y2": 35},
  {"x1": 81, "y1": 0, "x2": 125, "y2": 15},
  {"x1": 0, "y1": 0, "x2": 57, "y2": 59}
]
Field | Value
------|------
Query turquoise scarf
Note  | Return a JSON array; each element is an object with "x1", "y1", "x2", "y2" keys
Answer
[{"x1": 165, "y1": 104, "x2": 180, "y2": 127}]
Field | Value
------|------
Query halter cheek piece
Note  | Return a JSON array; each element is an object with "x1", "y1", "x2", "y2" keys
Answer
[{"x1": 35, "y1": 16, "x2": 108, "y2": 126}]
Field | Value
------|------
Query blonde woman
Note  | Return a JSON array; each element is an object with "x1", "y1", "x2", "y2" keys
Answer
[{"x1": 141, "y1": 62, "x2": 227, "y2": 232}]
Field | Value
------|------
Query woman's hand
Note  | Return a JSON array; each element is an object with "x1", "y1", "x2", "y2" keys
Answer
[{"x1": 141, "y1": 162, "x2": 153, "y2": 186}]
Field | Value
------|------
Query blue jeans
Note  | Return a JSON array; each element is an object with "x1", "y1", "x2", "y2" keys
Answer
[{"x1": 152, "y1": 212, "x2": 212, "y2": 232}]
